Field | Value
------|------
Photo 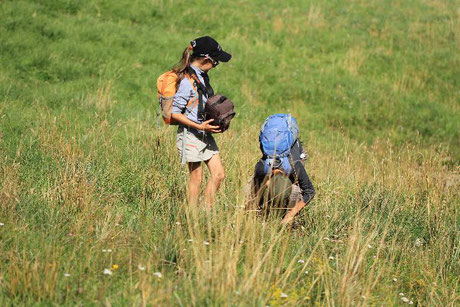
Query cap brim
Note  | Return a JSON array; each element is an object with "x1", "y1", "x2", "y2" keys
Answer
[{"x1": 214, "y1": 50, "x2": 232, "y2": 62}]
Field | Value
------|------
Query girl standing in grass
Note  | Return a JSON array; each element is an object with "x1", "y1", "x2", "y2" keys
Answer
[{"x1": 170, "y1": 36, "x2": 232, "y2": 208}]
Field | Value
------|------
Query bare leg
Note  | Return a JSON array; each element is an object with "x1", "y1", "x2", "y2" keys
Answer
[
  {"x1": 188, "y1": 162, "x2": 202, "y2": 206},
  {"x1": 203, "y1": 154, "x2": 225, "y2": 208}
]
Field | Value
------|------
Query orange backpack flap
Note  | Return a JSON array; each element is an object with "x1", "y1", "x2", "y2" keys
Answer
[
  {"x1": 157, "y1": 70, "x2": 178, "y2": 99},
  {"x1": 156, "y1": 71, "x2": 199, "y2": 125},
  {"x1": 157, "y1": 71, "x2": 179, "y2": 124}
]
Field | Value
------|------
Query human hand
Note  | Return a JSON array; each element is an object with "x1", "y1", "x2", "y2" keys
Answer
[
  {"x1": 281, "y1": 200, "x2": 306, "y2": 226},
  {"x1": 280, "y1": 215, "x2": 294, "y2": 226},
  {"x1": 200, "y1": 119, "x2": 221, "y2": 133}
]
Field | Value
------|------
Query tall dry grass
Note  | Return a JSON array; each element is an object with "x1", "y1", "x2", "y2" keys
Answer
[
  {"x1": 1, "y1": 102, "x2": 457, "y2": 305},
  {"x1": 0, "y1": 0, "x2": 458, "y2": 304}
]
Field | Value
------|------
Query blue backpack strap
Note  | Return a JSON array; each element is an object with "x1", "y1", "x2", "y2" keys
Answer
[
  {"x1": 286, "y1": 113, "x2": 299, "y2": 141},
  {"x1": 280, "y1": 156, "x2": 292, "y2": 174},
  {"x1": 263, "y1": 158, "x2": 273, "y2": 175}
]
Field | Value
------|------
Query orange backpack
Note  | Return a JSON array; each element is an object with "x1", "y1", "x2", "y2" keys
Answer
[{"x1": 156, "y1": 71, "x2": 201, "y2": 125}]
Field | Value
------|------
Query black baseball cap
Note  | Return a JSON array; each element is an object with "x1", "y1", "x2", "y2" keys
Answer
[{"x1": 191, "y1": 36, "x2": 232, "y2": 62}]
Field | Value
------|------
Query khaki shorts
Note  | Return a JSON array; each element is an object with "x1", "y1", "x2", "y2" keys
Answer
[{"x1": 176, "y1": 127, "x2": 219, "y2": 163}]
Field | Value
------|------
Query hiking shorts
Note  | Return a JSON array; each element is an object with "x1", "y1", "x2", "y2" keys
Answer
[{"x1": 176, "y1": 127, "x2": 219, "y2": 163}]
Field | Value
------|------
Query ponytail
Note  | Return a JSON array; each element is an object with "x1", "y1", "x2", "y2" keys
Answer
[{"x1": 173, "y1": 46, "x2": 195, "y2": 88}]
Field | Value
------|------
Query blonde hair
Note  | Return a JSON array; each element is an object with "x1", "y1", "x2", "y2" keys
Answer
[{"x1": 173, "y1": 47, "x2": 195, "y2": 88}]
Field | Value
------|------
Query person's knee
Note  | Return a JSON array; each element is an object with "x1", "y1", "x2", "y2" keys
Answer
[{"x1": 214, "y1": 170, "x2": 225, "y2": 183}]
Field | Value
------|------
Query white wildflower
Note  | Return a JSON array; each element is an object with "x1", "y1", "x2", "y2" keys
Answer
[
  {"x1": 103, "y1": 268, "x2": 112, "y2": 275},
  {"x1": 187, "y1": 239, "x2": 193, "y2": 242},
  {"x1": 107, "y1": 249, "x2": 112, "y2": 253},
  {"x1": 175, "y1": 222, "x2": 181, "y2": 225},
  {"x1": 153, "y1": 272, "x2": 162, "y2": 278},
  {"x1": 0, "y1": 222, "x2": 4, "y2": 227},
  {"x1": 361, "y1": 295, "x2": 366, "y2": 299},
  {"x1": 280, "y1": 293, "x2": 288, "y2": 298},
  {"x1": 329, "y1": 256, "x2": 334, "y2": 260},
  {"x1": 393, "y1": 278, "x2": 398, "y2": 282},
  {"x1": 64, "y1": 273, "x2": 71, "y2": 277},
  {"x1": 401, "y1": 297, "x2": 409, "y2": 303},
  {"x1": 298, "y1": 259, "x2": 305, "y2": 264},
  {"x1": 138, "y1": 265, "x2": 146, "y2": 271},
  {"x1": 409, "y1": 301, "x2": 413, "y2": 305},
  {"x1": 399, "y1": 293, "x2": 404, "y2": 296},
  {"x1": 415, "y1": 238, "x2": 425, "y2": 247},
  {"x1": 305, "y1": 270, "x2": 309, "y2": 274},
  {"x1": 367, "y1": 244, "x2": 372, "y2": 248},
  {"x1": 102, "y1": 249, "x2": 107, "y2": 252},
  {"x1": 203, "y1": 241, "x2": 210, "y2": 245}
]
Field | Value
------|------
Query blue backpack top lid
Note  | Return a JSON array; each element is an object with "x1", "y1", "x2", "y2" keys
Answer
[
  {"x1": 259, "y1": 113, "x2": 299, "y2": 158},
  {"x1": 259, "y1": 114, "x2": 299, "y2": 175}
]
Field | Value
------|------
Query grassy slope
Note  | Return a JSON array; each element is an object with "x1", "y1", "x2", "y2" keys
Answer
[{"x1": 0, "y1": 0, "x2": 458, "y2": 305}]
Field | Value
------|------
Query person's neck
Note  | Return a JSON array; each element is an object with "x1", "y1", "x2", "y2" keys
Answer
[{"x1": 191, "y1": 61, "x2": 210, "y2": 73}]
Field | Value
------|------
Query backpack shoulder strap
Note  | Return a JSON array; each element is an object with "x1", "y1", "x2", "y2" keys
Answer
[
  {"x1": 185, "y1": 68, "x2": 206, "y2": 91},
  {"x1": 185, "y1": 68, "x2": 206, "y2": 121},
  {"x1": 179, "y1": 73, "x2": 199, "y2": 112}
]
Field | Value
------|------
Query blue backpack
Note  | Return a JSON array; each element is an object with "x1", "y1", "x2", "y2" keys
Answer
[{"x1": 259, "y1": 114, "x2": 299, "y2": 175}]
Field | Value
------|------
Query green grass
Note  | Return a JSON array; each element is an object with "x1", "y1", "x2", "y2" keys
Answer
[{"x1": 0, "y1": 0, "x2": 459, "y2": 305}]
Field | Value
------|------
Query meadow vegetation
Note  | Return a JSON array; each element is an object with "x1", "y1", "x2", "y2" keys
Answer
[{"x1": 0, "y1": 0, "x2": 458, "y2": 305}]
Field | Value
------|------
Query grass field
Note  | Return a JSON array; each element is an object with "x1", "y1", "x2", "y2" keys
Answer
[{"x1": 0, "y1": 0, "x2": 459, "y2": 305}]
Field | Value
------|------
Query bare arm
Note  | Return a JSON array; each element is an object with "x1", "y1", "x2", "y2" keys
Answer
[
  {"x1": 281, "y1": 200, "x2": 306, "y2": 225},
  {"x1": 171, "y1": 113, "x2": 221, "y2": 133}
]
